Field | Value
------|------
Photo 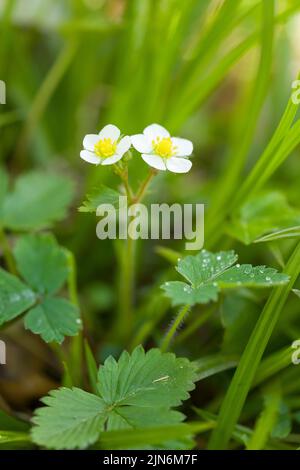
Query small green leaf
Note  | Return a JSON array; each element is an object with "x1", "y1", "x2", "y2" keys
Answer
[
  {"x1": 163, "y1": 250, "x2": 289, "y2": 306},
  {"x1": 217, "y1": 265, "x2": 290, "y2": 288},
  {"x1": 31, "y1": 387, "x2": 107, "y2": 449},
  {"x1": 79, "y1": 185, "x2": 120, "y2": 213},
  {"x1": 0, "y1": 269, "x2": 36, "y2": 325},
  {"x1": 14, "y1": 234, "x2": 68, "y2": 295},
  {"x1": 176, "y1": 250, "x2": 238, "y2": 287},
  {"x1": 24, "y1": 297, "x2": 81, "y2": 344},
  {"x1": 2, "y1": 171, "x2": 74, "y2": 230},
  {"x1": 161, "y1": 281, "x2": 219, "y2": 307}
]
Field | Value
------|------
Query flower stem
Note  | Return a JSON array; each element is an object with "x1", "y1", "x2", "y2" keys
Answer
[
  {"x1": 0, "y1": 226, "x2": 17, "y2": 275},
  {"x1": 118, "y1": 235, "x2": 135, "y2": 344},
  {"x1": 116, "y1": 168, "x2": 157, "y2": 344},
  {"x1": 161, "y1": 304, "x2": 190, "y2": 352},
  {"x1": 134, "y1": 168, "x2": 157, "y2": 204}
]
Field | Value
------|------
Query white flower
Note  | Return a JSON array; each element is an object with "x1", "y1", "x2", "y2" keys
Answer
[
  {"x1": 131, "y1": 124, "x2": 193, "y2": 173},
  {"x1": 80, "y1": 124, "x2": 131, "y2": 166}
]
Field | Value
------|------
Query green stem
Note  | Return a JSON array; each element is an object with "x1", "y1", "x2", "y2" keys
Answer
[
  {"x1": 0, "y1": 226, "x2": 17, "y2": 274},
  {"x1": 161, "y1": 304, "x2": 190, "y2": 352},
  {"x1": 118, "y1": 235, "x2": 135, "y2": 344},
  {"x1": 208, "y1": 240, "x2": 300, "y2": 449},
  {"x1": 114, "y1": 164, "x2": 134, "y2": 203},
  {"x1": 174, "y1": 305, "x2": 214, "y2": 345},
  {"x1": 133, "y1": 168, "x2": 157, "y2": 204},
  {"x1": 116, "y1": 168, "x2": 156, "y2": 344}
]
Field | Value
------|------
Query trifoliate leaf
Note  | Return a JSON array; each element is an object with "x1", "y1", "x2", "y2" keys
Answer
[
  {"x1": 162, "y1": 250, "x2": 289, "y2": 306},
  {"x1": 79, "y1": 185, "x2": 120, "y2": 213},
  {"x1": 161, "y1": 281, "x2": 219, "y2": 307},
  {"x1": 24, "y1": 297, "x2": 81, "y2": 344},
  {"x1": 217, "y1": 265, "x2": 290, "y2": 288},
  {"x1": 2, "y1": 171, "x2": 74, "y2": 230},
  {"x1": 31, "y1": 388, "x2": 107, "y2": 449},
  {"x1": 31, "y1": 347, "x2": 197, "y2": 449},
  {"x1": 0, "y1": 269, "x2": 36, "y2": 325},
  {"x1": 176, "y1": 250, "x2": 238, "y2": 287},
  {"x1": 14, "y1": 234, "x2": 68, "y2": 295}
]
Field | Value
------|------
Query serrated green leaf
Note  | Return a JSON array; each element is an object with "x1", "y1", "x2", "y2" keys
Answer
[
  {"x1": 32, "y1": 347, "x2": 197, "y2": 449},
  {"x1": 163, "y1": 250, "x2": 289, "y2": 306},
  {"x1": 98, "y1": 346, "x2": 196, "y2": 408},
  {"x1": 2, "y1": 171, "x2": 74, "y2": 230},
  {"x1": 14, "y1": 234, "x2": 68, "y2": 295},
  {"x1": 217, "y1": 265, "x2": 290, "y2": 288},
  {"x1": 31, "y1": 387, "x2": 107, "y2": 449},
  {"x1": 79, "y1": 185, "x2": 120, "y2": 213},
  {"x1": 24, "y1": 297, "x2": 81, "y2": 344},
  {"x1": 176, "y1": 250, "x2": 238, "y2": 287},
  {"x1": 161, "y1": 281, "x2": 219, "y2": 307},
  {"x1": 0, "y1": 269, "x2": 36, "y2": 325}
]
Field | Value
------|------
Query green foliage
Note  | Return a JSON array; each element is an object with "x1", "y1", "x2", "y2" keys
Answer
[
  {"x1": 31, "y1": 346, "x2": 197, "y2": 449},
  {"x1": 14, "y1": 233, "x2": 69, "y2": 295},
  {"x1": 0, "y1": 234, "x2": 80, "y2": 343},
  {"x1": 0, "y1": 269, "x2": 36, "y2": 325},
  {"x1": 162, "y1": 250, "x2": 289, "y2": 306},
  {"x1": 79, "y1": 185, "x2": 120, "y2": 213},
  {"x1": 227, "y1": 192, "x2": 300, "y2": 244},
  {"x1": 32, "y1": 388, "x2": 107, "y2": 450},
  {"x1": 24, "y1": 298, "x2": 81, "y2": 344},
  {"x1": 0, "y1": 171, "x2": 74, "y2": 230}
]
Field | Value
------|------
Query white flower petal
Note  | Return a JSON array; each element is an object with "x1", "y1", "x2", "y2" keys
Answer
[
  {"x1": 131, "y1": 134, "x2": 152, "y2": 153},
  {"x1": 80, "y1": 150, "x2": 101, "y2": 165},
  {"x1": 101, "y1": 154, "x2": 123, "y2": 166},
  {"x1": 117, "y1": 136, "x2": 131, "y2": 156},
  {"x1": 142, "y1": 154, "x2": 166, "y2": 171},
  {"x1": 99, "y1": 124, "x2": 120, "y2": 142},
  {"x1": 144, "y1": 123, "x2": 170, "y2": 141},
  {"x1": 166, "y1": 157, "x2": 192, "y2": 173},
  {"x1": 171, "y1": 137, "x2": 193, "y2": 157},
  {"x1": 83, "y1": 134, "x2": 100, "y2": 151}
]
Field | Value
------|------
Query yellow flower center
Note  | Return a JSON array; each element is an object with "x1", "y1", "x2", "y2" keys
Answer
[
  {"x1": 94, "y1": 138, "x2": 117, "y2": 158},
  {"x1": 152, "y1": 137, "x2": 176, "y2": 158}
]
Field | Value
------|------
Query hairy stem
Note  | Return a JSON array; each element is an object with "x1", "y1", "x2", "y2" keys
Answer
[{"x1": 161, "y1": 304, "x2": 190, "y2": 352}]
